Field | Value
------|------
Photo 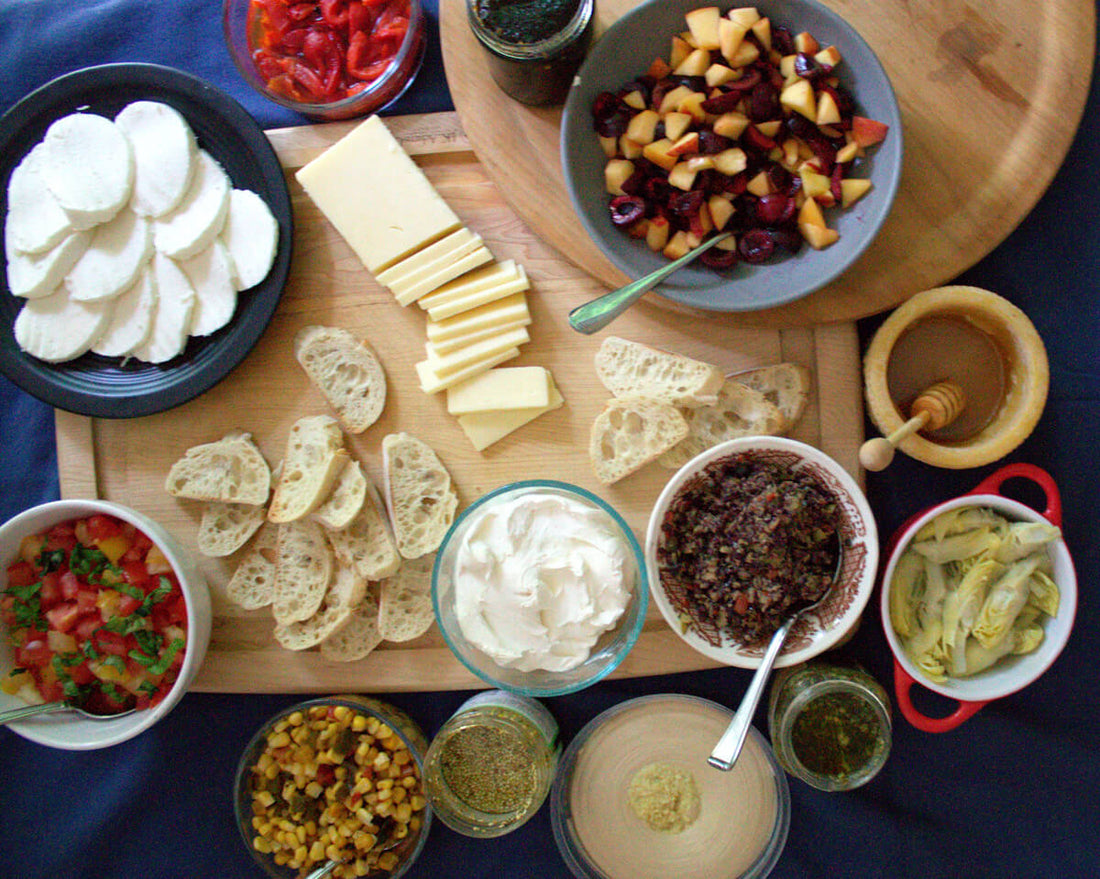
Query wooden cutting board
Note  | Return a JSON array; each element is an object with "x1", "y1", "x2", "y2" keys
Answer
[
  {"x1": 439, "y1": 0, "x2": 1096, "y2": 327},
  {"x1": 54, "y1": 111, "x2": 863, "y2": 693}
]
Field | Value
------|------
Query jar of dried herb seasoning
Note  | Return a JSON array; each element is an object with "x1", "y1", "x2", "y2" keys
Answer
[
  {"x1": 768, "y1": 660, "x2": 892, "y2": 792},
  {"x1": 424, "y1": 690, "x2": 560, "y2": 836},
  {"x1": 466, "y1": 0, "x2": 595, "y2": 106}
]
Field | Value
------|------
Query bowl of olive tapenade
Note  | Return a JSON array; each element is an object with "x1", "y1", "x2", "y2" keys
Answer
[{"x1": 645, "y1": 437, "x2": 878, "y2": 669}]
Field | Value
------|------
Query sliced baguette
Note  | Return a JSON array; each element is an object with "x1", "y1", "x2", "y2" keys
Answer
[
  {"x1": 196, "y1": 501, "x2": 267, "y2": 557},
  {"x1": 382, "y1": 432, "x2": 458, "y2": 559},
  {"x1": 274, "y1": 562, "x2": 368, "y2": 650},
  {"x1": 294, "y1": 325, "x2": 386, "y2": 434},
  {"x1": 589, "y1": 397, "x2": 690, "y2": 484},
  {"x1": 319, "y1": 586, "x2": 383, "y2": 662},
  {"x1": 271, "y1": 519, "x2": 333, "y2": 625},
  {"x1": 378, "y1": 554, "x2": 435, "y2": 642},
  {"x1": 268, "y1": 415, "x2": 348, "y2": 523},
  {"x1": 225, "y1": 523, "x2": 278, "y2": 610},
  {"x1": 165, "y1": 430, "x2": 270, "y2": 505},
  {"x1": 594, "y1": 336, "x2": 724, "y2": 408},
  {"x1": 733, "y1": 362, "x2": 812, "y2": 426},
  {"x1": 326, "y1": 481, "x2": 401, "y2": 581},
  {"x1": 312, "y1": 458, "x2": 368, "y2": 531}
]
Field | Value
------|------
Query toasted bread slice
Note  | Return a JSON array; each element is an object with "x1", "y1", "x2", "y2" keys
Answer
[
  {"x1": 378, "y1": 555, "x2": 435, "y2": 642},
  {"x1": 268, "y1": 415, "x2": 348, "y2": 523},
  {"x1": 274, "y1": 562, "x2": 368, "y2": 650},
  {"x1": 594, "y1": 336, "x2": 724, "y2": 408},
  {"x1": 733, "y1": 362, "x2": 812, "y2": 426},
  {"x1": 658, "y1": 379, "x2": 787, "y2": 469},
  {"x1": 196, "y1": 501, "x2": 267, "y2": 557},
  {"x1": 319, "y1": 586, "x2": 383, "y2": 662},
  {"x1": 295, "y1": 325, "x2": 387, "y2": 434},
  {"x1": 165, "y1": 430, "x2": 270, "y2": 505},
  {"x1": 326, "y1": 481, "x2": 401, "y2": 581},
  {"x1": 382, "y1": 433, "x2": 458, "y2": 559},
  {"x1": 225, "y1": 523, "x2": 278, "y2": 610},
  {"x1": 271, "y1": 519, "x2": 333, "y2": 625},
  {"x1": 589, "y1": 397, "x2": 690, "y2": 484},
  {"x1": 312, "y1": 458, "x2": 368, "y2": 531}
]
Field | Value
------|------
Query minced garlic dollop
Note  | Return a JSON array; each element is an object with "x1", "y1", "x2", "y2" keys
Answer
[{"x1": 627, "y1": 762, "x2": 701, "y2": 833}]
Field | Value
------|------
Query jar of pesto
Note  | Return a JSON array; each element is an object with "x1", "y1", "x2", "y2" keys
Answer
[
  {"x1": 466, "y1": 0, "x2": 595, "y2": 105},
  {"x1": 423, "y1": 690, "x2": 560, "y2": 837},
  {"x1": 767, "y1": 660, "x2": 892, "y2": 792}
]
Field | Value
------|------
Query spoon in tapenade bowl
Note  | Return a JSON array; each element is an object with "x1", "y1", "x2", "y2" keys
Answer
[
  {"x1": 0, "y1": 700, "x2": 137, "y2": 726},
  {"x1": 708, "y1": 537, "x2": 841, "y2": 772}
]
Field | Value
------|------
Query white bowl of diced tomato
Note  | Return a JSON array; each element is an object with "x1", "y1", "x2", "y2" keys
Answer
[{"x1": 0, "y1": 500, "x2": 211, "y2": 749}]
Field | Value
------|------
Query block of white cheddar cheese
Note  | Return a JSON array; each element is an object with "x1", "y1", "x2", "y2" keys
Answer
[
  {"x1": 295, "y1": 116, "x2": 461, "y2": 273},
  {"x1": 446, "y1": 366, "x2": 551, "y2": 415},
  {"x1": 424, "y1": 326, "x2": 530, "y2": 378},
  {"x1": 457, "y1": 378, "x2": 565, "y2": 451},
  {"x1": 390, "y1": 245, "x2": 494, "y2": 306},
  {"x1": 425, "y1": 292, "x2": 529, "y2": 343},
  {"x1": 416, "y1": 347, "x2": 520, "y2": 394},
  {"x1": 375, "y1": 228, "x2": 480, "y2": 287},
  {"x1": 424, "y1": 266, "x2": 530, "y2": 322}
]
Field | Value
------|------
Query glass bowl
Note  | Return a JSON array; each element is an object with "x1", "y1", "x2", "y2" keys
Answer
[
  {"x1": 223, "y1": 0, "x2": 427, "y2": 121},
  {"x1": 233, "y1": 695, "x2": 432, "y2": 879},
  {"x1": 432, "y1": 480, "x2": 647, "y2": 697},
  {"x1": 551, "y1": 693, "x2": 790, "y2": 879}
]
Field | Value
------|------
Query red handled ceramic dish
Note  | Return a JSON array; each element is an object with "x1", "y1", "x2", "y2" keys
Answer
[{"x1": 878, "y1": 463, "x2": 1078, "y2": 733}]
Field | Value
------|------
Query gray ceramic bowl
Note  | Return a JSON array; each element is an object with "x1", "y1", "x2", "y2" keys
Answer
[{"x1": 560, "y1": 0, "x2": 903, "y2": 312}]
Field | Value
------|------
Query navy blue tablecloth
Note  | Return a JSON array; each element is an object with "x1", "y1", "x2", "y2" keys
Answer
[{"x1": 1, "y1": 3, "x2": 1097, "y2": 878}]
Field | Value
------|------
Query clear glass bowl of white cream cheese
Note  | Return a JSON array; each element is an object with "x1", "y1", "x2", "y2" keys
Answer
[{"x1": 432, "y1": 480, "x2": 647, "y2": 697}]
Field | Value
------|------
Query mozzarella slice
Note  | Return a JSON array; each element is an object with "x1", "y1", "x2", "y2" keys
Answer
[
  {"x1": 153, "y1": 150, "x2": 230, "y2": 260},
  {"x1": 115, "y1": 101, "x2": 197, "y2": 218},
  {"x1": 40, "y1": 112, "x2": 133, "y2": 229},
  {"x1": 14, "y1": 284, "x2": 113, "y2": 363},
  {"x1": 65, "y1": 208, "x2": 153, "y2": 302},
  {"x1": 180, "y1": 239, "x2": 237, "y2": 337},
  {"x1": 131, "y1": 253, "x2": 195, "y2": 364},
  {"x1": 220, "y1": 188, "x2": 278, "y2": 291},
  {"x1": 6, "y1": 228, "x2": 92, "y2": 299},
  {"x1": 91, "y1": 265, "x2": 158, "y2": 357},
  {"x1": 5, "y1": 143, "x2": 75, "y2": 254}
]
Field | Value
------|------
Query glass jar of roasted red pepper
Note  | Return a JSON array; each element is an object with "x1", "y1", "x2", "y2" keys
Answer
[
  {"x1": 223, "y1": 0, "x2": 426, "y2": 120},
  {"x1": 467, "y1": 0, "x2": 595, "y2": 106}
]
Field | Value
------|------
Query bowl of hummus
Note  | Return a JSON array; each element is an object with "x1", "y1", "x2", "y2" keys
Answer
[{"x1": 432, "y1": 480, "x2": 646, "y2": 696}]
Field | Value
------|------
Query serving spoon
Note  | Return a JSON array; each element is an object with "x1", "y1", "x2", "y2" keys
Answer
[
  {"x1": 568, "y1": 232, "x2": 732, "y2": 334},
  {"x1": 0, "y1": 700, "x2": 136, "y2": 726}
]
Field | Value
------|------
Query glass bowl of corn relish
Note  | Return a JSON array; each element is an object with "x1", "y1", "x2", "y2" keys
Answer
[{"x1": 0, "y1": 500, "x2": 211, "y2": 750}]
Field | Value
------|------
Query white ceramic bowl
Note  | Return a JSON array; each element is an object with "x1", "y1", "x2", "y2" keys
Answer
[
  {"x1": 433, "y1": 480, "x2": 647, "y2": 697},
  {"x1": 646, "y1": 437, "x2": 878, "y2": 668},
  {"x1": 0, "y1": 500, "x2": 211, "y2": 749},
  {"x1": 879, "y1": 463, "x2": 1077, "y2": 732}
]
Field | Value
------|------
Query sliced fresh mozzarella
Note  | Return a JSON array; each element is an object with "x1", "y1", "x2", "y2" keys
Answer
[
  {"x1": 180, "y1": 239, "x2": 237, "y2": 337},
  {"x1": 65, "y1": 208, "x2": 153, "y2": 302},
  {"x1": 131, "y1": 253, "x2": 195, "y2": 364},
  {"x1": 5, "y1": 143, "x2": 75, "y2": 254},
  {"x1": 39, "y1": 112, "x2": 133, "y2": 229},
  {"x1": 115, "y1": 101, "x2": 197, "y2": 218},
  {"x1": 220, "y1": 188, "x2": 278, "y2": 291},
  {"x1": 6, "y1": 228, "x2": 92, "y2": 299},
  {"x1": 91, "y1": 264, "x2": 158, "y2": 357},
  {"x1": 153, "y1": 150, "x2": 230, "y2": 260},
  {"x1": 13, "y1": 284, "x2": 113, "y2": 363}
]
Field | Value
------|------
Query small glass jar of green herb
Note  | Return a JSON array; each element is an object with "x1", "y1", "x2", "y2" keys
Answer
[
  {"x1": 767, "y1": 660, "x2": 892, "y2": 792},
  {"x1": 423, "y1": 690, "x2": 560, "y2": 837}
]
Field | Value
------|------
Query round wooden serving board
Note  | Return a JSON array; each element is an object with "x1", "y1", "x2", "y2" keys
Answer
[{"x1": 440, "y1": 0, "x2": 1096, "y2": 327}]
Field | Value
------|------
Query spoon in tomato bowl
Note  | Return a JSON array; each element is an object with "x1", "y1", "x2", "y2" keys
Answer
[{"x1": 0, "y1": 700, "x2": 137, "y2": 726}]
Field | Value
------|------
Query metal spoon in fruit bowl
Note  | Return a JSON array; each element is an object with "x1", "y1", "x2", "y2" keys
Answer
[
  {"x1": 568, "y1": 232, "x2": 732, "y2": 335},
  {"x1": 0, "y1": 700, "x2": 136, "y2": 726}
]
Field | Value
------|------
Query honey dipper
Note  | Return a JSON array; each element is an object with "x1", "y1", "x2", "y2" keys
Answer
[{"x1": 859, "y1": 380, "x2": 967, "y2": 471}]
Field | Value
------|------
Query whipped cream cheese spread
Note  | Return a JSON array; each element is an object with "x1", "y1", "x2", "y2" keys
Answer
[{"x1": 453, "y1": 490, "x2": 633, "y2": 673}]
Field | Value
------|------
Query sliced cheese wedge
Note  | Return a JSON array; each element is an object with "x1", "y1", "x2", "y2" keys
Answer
[
  {"x1": 180, "y1": 239, "x2": 237, "y2": 337},
  {"x1": 91, "y1": 264, "x2": 158, "y2": 357},
  {"x1": 424, "y1": 326, "x2": 530, "y2": 378},
  {"x1": 425, "y1": 292, "x2": 529, "y2": 343},
  {"x1": 40, "y1": 112, "x2": 133, "y2": 229},
  {"x1": 131, "y1": 253, "x2": 196, "y2": 363},
  {"x1": 5, "y1": 142, "x2": 74, "y2": 254},
  {"x1": 424, "y1": 266, "x2": 530, "y2": 321},
  {"x1": 428, "y1": 316, "x2": 530, "y2": 355},
  {"x1": 65, "y1": 208, "x2": 153, "y2": 302},
  {"x1": 154, "y1": 150, "x2": 230, "y2": 260},
  {"x1": 390, "y1": 245, "x2": 495, "y2": 306},
  {"x1": 220, "y1": 188, "x2": 278, "y2": 291},
  {"x1": 446, "y1": 366, "x2": 551, "y2": 415},
  {"x1": 5, "y1": 229, "x2": 92, "y2": 299},
  {"x1": 115, "y1": 101, "x2": 197, "y2": 218},
  {"x1": 416, "y1": 347, "x2": 520, "y2": 395},
  {"x1": 375, "y1": 227, "x2": 479, "y2": 288},
  {"x1": 13, "y1": 285, "x2": 113, "y2": 363},
  {"x1": 457, "y1": 379, "x2": 565, "y2": 451},
  {"x1": 417, "y1": 260, "x2": 518, "y2": 310}
]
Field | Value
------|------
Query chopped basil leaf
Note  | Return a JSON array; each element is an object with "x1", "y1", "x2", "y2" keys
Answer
[
  {"x1": 100, "y1": 682, "x2": 127, "y2": 704},
  {"x1": 140, "y1": 578, "x2": 173, "y2": 614},
  {"x1": 115, "y1": 582, "x2": 145, "y2": 602},
  {"x1": 36, "y1": 548, "x2": 65, "y2": 573},
  {"x1": 54, "y1": 651, "x2": 84, "y2": 669},
  {"x1": 128, "y1": 649, "x2": 156, "y2": 669},
  {"x1": 132, "y1": 629, "x2": 162, "y2": 658},
  {"x1": 69, "y1": 543, "x2": 109, "y2": 578},
  {"x1": 138, "y1": 681, "x2": 158, "y2": 697},
  {"x1": 102, "y1": 615, "x2": 149, "y2": 636},
  {"x1": 90, "y1": 562, "x2": 124, "y2": 587},
  {"x1": 147, "y1": 638, "x2": 185, "y2": 676},
  {"x1": 81, "y1": 641, "x2": 100, "y2": 661},
  {"x1": 101, "y1": 655, "x2": 127, "y2": 673},
  {"x1": 9, "y1": 667, "x2": 27, "y2": 677},
  {"x1": 4, "y1": 580, "x2": 40, "y2": 602},
  {"x1": 11, "y1": 595, "x2": 44, "y2": 631}
]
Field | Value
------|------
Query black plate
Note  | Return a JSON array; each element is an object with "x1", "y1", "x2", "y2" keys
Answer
[{"x1": 0, "y1": 63, "x2": 294, "y2": 418}]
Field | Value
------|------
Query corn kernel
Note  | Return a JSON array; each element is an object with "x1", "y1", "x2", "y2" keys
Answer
[
  {"x1": 376, "y1": 778, "x2": 393, "y2": 791},
  {"x1": 410, "y1": 794, "x2": 426, "y2": 811},
  {"x1": 395, "y1": 802, "x2": 412, "y2": 823},
  {"x1": 309, "y1": 840, "x2": 326, "y2": 861},
  {"x1": 352, "y1": 714, "x2": 368, "y2": 732},
  {"x1": 353, "y1": 831, "x2": 377, "y2": 852},
  {"x1": 306, "y1": 781, "x2": 324, "y2": 798},
  {"x1": 392, "y1": 787, "x2": 407, "y2": 805},
  {"x1": 268, "y1": 731, "x2": 291, "y2": 749},
  {"x1": 410, "y1": 816, "x2": 422, "y2": 832},
  {"x1": 252, "y1": 837, "x2": 273, "y2": 854},
  {"x1": 378, "y1": 852, "x2": 399, "y2": 872},
  {"x1": 355, "y1": 858, "x2": 370, "y2": 877},
  {"x1": 295, "y1": 825, "x2": 307, "y2": 844},
  {"x1": 326, "y1": 844, "x2": 343, "y2": 862}
]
